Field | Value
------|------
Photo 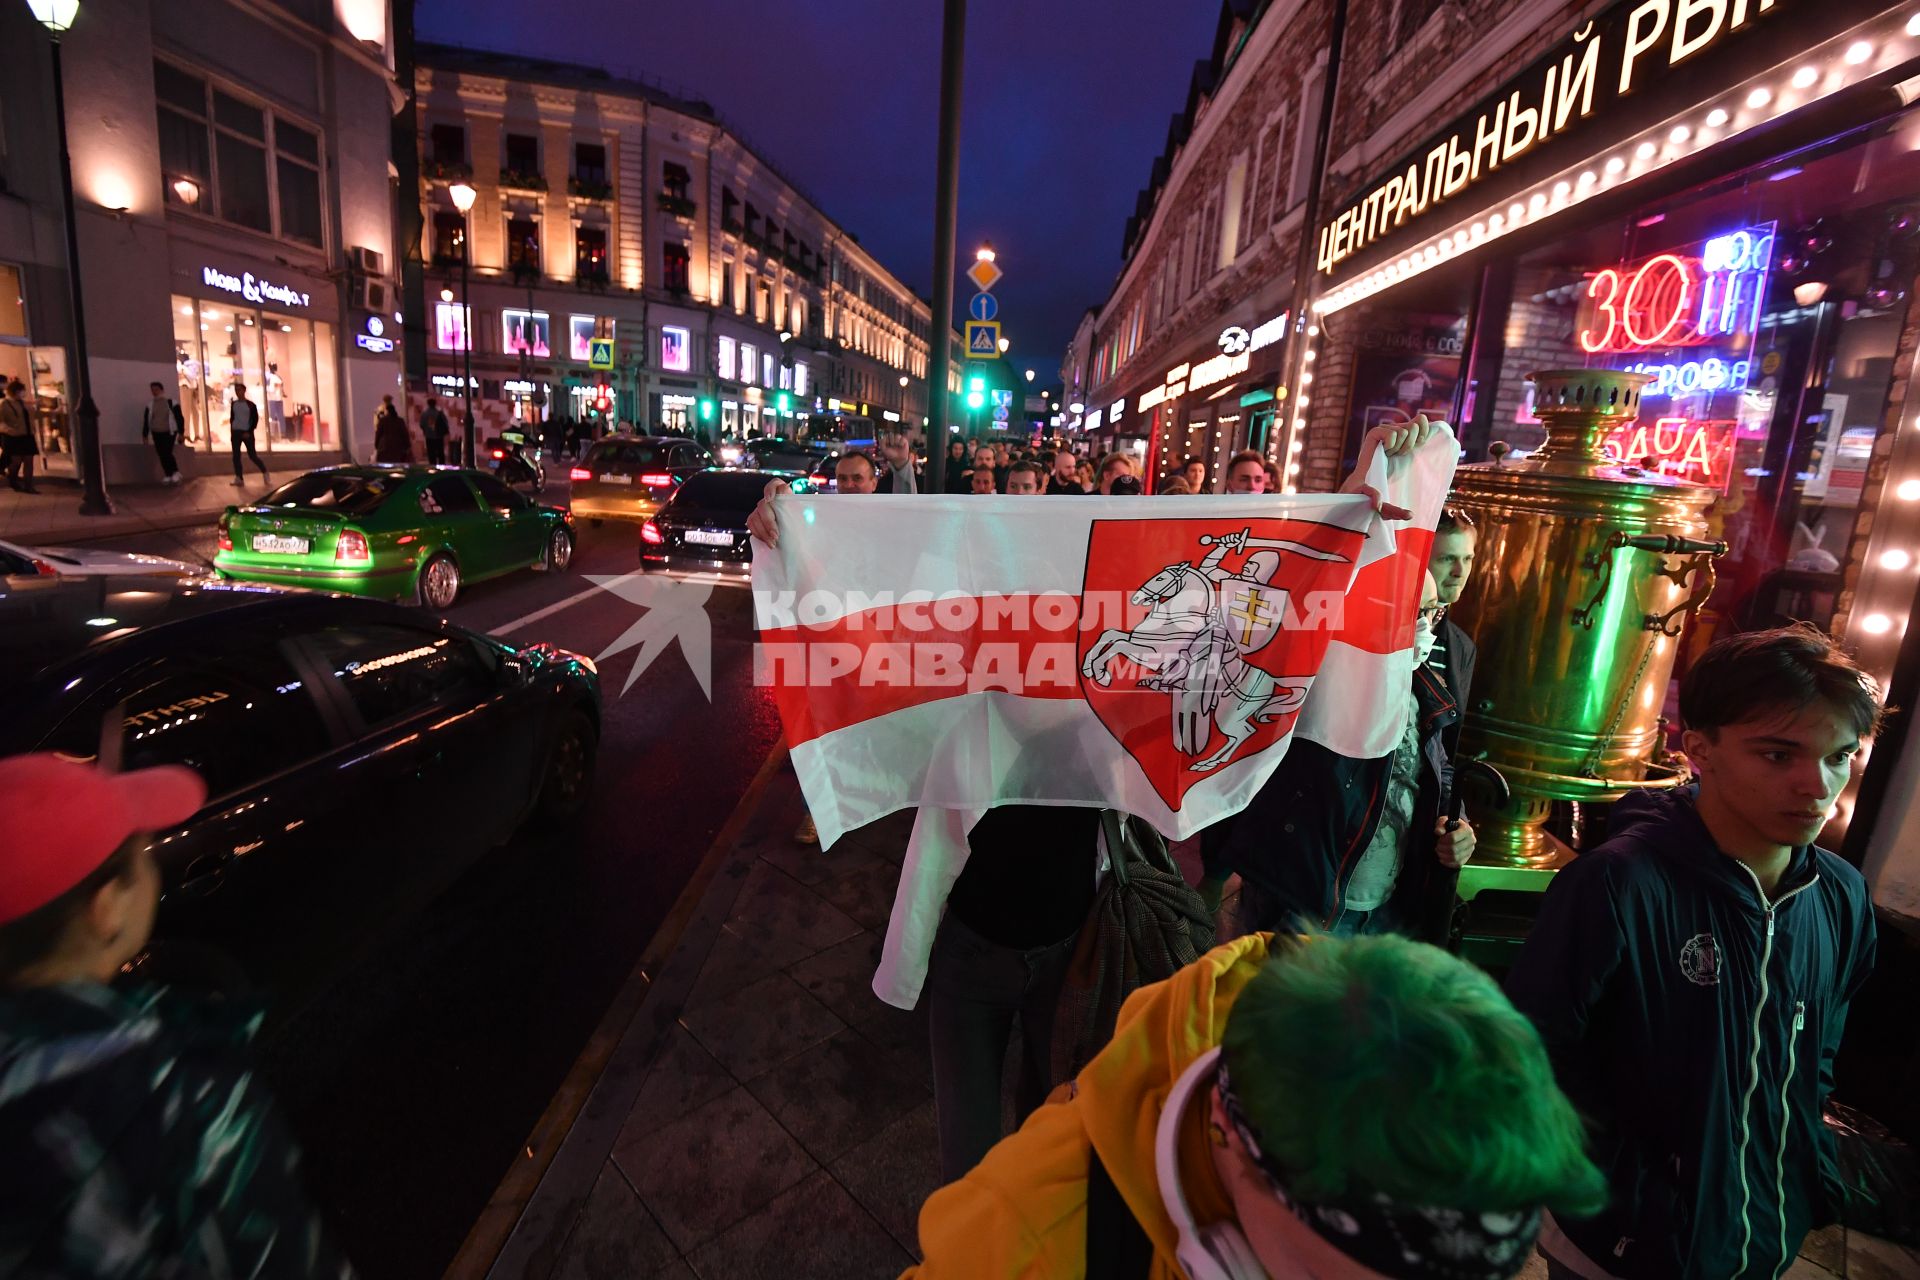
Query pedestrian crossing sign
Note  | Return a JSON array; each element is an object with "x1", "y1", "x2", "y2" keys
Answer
[
  {"x1": 589, "y1": 337, "x2": 615, "y2": 370},
  {"x1": 965, "y1": 320, "x2": 1000, "y2": 359}
]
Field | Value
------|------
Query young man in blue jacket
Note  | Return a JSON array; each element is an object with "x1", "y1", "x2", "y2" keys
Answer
[{"x1": 1506, "y1": 625, "x2": 1882, "y2": 1280}]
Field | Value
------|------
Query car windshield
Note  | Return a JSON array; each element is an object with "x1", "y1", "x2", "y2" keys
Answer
[
  {"x1": 256, "y1": 473, "x2": 389, "y2": 515},
  {"x1": 672, "y1": 470, "x2": 791, "y2": 512},
  {"x1": 586, "y1": 441, "x2": 674, "y2": 470}
]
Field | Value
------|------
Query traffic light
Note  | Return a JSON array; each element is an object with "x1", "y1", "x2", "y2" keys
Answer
[
  {"x1": 699, "y1": 397, "x2": 715, "y2": 421},
  {"x1": 776, "y1": 391, "x2": 792, "y2": 414}
]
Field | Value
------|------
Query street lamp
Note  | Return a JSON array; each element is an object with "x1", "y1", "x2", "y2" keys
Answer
[
  {"x1": 1024, "y1": 369, "x2": 1035, "y2": 382},
  {"x1": 996, "y1": 337, "x2": 1009, "y2": 353},
  {"x1": 975, "y1": 241, "x2": 996, "y2": 263},
  {"x1": 448, "y1": 180, "x2": 477, "y2": 464},
  {"x1": 31, "y1": 0, "x2": 111, "y2": 514},
  {"x1": 171, "y1": 176, "x2": 200, "y2": 206}
]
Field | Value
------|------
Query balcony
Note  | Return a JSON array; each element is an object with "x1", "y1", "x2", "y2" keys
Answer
[
  {"x1": 424, "y1": 159, "x2": 473, "y2": 182},
  {"x1": 575, "y1": 266, "x2": 611, "y2": 292},
  {"x1": 499, "y1": 169, "x2": 548, "y2": 193},
  {"x1": 568, "y1": 176, "x2": 614, "y2": 201},
  {"x1": 722, "y1": 215, "x2": 743, "y2": 236},
  {"x1": 510, "y1": 260, "x2": 541, "y2": 287},
  {"x1": 657, "y1": 192, "x2": 697, "y2": 219}
]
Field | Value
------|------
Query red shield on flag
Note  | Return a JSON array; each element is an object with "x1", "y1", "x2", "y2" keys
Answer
[{"x1": 1077, "y1": 515, "x2": 1366, "y2": 811}]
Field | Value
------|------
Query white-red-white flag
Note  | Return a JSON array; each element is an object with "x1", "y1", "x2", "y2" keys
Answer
[{"x1": 752, "y1": 431, "x2": 1457, "y2": 1006}]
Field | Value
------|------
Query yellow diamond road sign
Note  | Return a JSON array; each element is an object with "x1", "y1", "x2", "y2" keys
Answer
[
  {"x1": 588, "y1": 337, "x2": 614, "y2": 369},
  {"x1": 966, "y1": 259, "x2": 1003, "y2": 292}
]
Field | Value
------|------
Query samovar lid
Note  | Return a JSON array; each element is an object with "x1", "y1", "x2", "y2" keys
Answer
[{"x1": 1468, "y1": 368, "x2": 1717, "y2": 494}]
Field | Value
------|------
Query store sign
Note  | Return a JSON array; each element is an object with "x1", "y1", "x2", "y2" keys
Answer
[
  {"x1": 430, "y1": 374, "x2": 478, "y2": 390},
  {"x1": 502, "y1": 309, "x2": 551, "y2": 358},
  {"x1": 1110, "y1": 397, "x2": 1127, "y2": 418},
  {"x1": 354, "y1": 314, "x2": 395, "y2": 354},
  {"x1": 1621, "y1": 355, "x2": 1751, "y2": 395},
  {"x1": 1219, "y1": 326, "x2": 1252, "y2": 355},
  {"x1": 201, "y1": 265, "x2": 310, "y2": 309},
  {"x1": 1315, "y1": 0, "x2": 1846, "y2": 276},
  {"x1": 1602, "y1": 415, "x2": 1736, "y2": 490},
  {"x1": 1248, "y1": 311, "x2": 1290, "y2": 352},
  {"x1": 1087, "y1": 407, "x2": 1105, "y2": 430},
  {"x1": 882, "y1": 409, "x2": 902, "y2": 422},
  {"x1": 1189, "y1": 350, "x2": 1251, "y2": 393},
  {"x1": 1580, "y1": 224, "x2": 1772, "y2": 352}
]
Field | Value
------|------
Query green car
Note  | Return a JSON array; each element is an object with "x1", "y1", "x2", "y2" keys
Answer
[{"x1": 215, "y1": 466, "x2": 574, "y2": 610}]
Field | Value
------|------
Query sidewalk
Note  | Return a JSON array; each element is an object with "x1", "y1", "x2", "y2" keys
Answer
[
  {"x1": 466, "y1": 760, "x2": 1920, "y2": 1280},
  {"x1": 0, "y1": 468, "x2": 298, "y2": 547}
]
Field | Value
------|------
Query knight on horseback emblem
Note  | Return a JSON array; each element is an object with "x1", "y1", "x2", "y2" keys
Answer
[{"x1": 1080, "y1": 527, "x2": 1350, "y2": 773}]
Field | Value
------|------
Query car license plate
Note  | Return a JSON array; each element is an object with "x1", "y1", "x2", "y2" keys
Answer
[
  {"x1": 600, "y1": 474, "x2": 632, "y2": 486},
  {"x1": 251, "y1": 534, "x2": 310, "y2": 555},
  {"x1": 685, "y1": 529, "x2": 734, "y2": 547}
]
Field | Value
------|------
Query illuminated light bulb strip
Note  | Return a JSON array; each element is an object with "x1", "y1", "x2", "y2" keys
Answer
[{"x1": 1312, "y1": 13, "x2": 1913, "y2": 316}]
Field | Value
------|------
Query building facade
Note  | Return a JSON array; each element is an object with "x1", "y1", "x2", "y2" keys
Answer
[
  {"x1": 1079, "y1": 0, "x2": 1920, "y2": 922},
  {"x1": 2, "y1": 0, "x2": 404, "y2": 481},
  {"x1": 409, "y1": 45, "x2": 932, "y2": 448}
]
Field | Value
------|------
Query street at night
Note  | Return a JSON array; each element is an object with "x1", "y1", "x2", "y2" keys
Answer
[{"x1": 7, "y1": 0, "x2": 1920, "y2": 1278}]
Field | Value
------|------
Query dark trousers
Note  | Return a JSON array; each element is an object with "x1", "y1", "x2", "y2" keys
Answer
[
  {"x1": 926, "y1": 913, "x2": 1077, "y2": 1183},
  {"x1": 1237, "y1": 880, "x2": 1396, "y2": 938},
  {"x1": 152, "y1": 432, "x2": 179, "y2": 477},
  {"x1": 425, "y1": 436, "x2": 446, "y2": 466},
  {"x1": 231, "y1": 429, "x2": 267, "y2": 480}
]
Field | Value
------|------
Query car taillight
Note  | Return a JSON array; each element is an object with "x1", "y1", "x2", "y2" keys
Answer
[
  {"x1": 216, "y1": 524, "x2": 232, "y2": 552},
  {"x1": 335, "y1": 529, "x2": 371, "y2": 563},
  {"x1": 569, "y1": 467, "x2": 593, "y2": 482},
  {"x1": 640, "y1": 472, "x2": 674, "y2": 487},
  {"x1": 491, "y1": 449, "x2": 505, "y2": 460},
  {"x1": 30, "y1": 556, "x2": 57, "y2": 576},
  {"x1": 640, "y1": 518, "x2": 665, "y2": 545}
]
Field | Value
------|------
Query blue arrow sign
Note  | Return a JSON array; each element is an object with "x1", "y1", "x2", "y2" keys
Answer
[{"x1": 968, "y1": 292, "x2": 999, "y2": 322}]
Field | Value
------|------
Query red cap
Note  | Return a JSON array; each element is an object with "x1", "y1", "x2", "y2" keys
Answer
[{"x1": 0, "y1": 754, "x2": 207, "y2": 925}]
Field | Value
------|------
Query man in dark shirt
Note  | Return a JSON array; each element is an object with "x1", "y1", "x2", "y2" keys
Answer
[{"x1": 928, "y1": 806, "x2": 1099, "y2": 1182}]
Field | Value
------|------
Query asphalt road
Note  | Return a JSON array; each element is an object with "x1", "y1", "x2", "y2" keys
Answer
[{"x1": 75, "y1": 487, "x2": 785, "y2": 1278}]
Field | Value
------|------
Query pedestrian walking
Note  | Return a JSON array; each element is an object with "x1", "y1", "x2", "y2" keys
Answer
[
  {"x1": 905, "y1": 932, "x2": 1606, "y2": 1278},
  {"x1": 943, "y1": 440, "x2": 971, "y2": 493},
  {"x1": 141, "y1": 381, "x2": 185, "y2": 484},
  {"x1": 419, "y1": 396, "x2": 450, "y2": 466},
  {"x1": 1045, "y1": 449, "x2": 1085, "y2": 494},
  {"x1": 0, "y1": 754, "x2": 355, "y2": 1279},
  {"x1": 228, "y1": 381, "x2": 269, "y2": 487},
  {"x1": 2, "y1": 379, "x2": 41, "y2": 493},
  {"x1": 1004, "y1": 461, "x2": 1044, "y2": 494},
  {"x1": 373, "y1": 395, "x2": 411, "y2": 464},
  {"x1": 1507, "y1": 625, "x2": 1883, "y2": 1280}
]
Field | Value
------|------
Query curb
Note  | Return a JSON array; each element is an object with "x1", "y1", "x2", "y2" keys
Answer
[
  {"x1": 20, "y1": 508, "x2": 216, "y2": 547},
  {"x1": 442, "y1": 741, "x2": 792, "y2": 1280}
]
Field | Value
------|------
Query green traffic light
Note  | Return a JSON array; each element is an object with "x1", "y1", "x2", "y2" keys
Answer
[
  {"x1": 699, "y1": 398, "x2": 715, "y2": 420},
  {"x1": 966, "y1": 391, "x2": 985, "y2": 409},
  {"x1": 968, "y1": 376, "x2": 985, "y2": 393}
]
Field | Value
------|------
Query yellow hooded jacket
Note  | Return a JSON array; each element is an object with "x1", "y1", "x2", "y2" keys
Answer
[{"x1": 903, "y1": 933, "x2": 1273, "y2": 1279}]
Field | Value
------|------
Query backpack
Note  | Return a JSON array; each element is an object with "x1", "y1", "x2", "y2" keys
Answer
[{"x1": 1051, "y1": 811, "x2": 1216, "y2": 1083}]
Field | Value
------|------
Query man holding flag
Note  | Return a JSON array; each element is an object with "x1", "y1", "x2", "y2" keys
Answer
[{"x1": 747, "y1": 416, "x2": 1456, "y2": 1019}]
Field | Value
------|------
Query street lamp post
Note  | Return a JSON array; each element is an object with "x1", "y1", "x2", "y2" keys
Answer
[
  {"x1": 448, "y1": 181, "x2": 478, "y2": 466},
  {"x1": 32, "y1": 0, "x2": 112, "y2": 515}
]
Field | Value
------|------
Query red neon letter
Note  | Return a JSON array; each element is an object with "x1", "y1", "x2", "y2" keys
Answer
[
  {"x1": 1580, "y1": 269, "x2": 1621, "y2": 352},
  {"x1": 1622, "y1": 254, "x2": 1695, "y2": 348}
]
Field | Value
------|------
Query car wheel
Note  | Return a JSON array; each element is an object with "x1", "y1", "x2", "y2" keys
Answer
[
  {"x1": 417, "y1": 552, "x2": 460, "y2": 610},
  {"x1": 534, "y1": 709, "x2": 597, "y2": 822},
  {"x1": 542, "y1": 527, "x2": 574, "y2": 573}
]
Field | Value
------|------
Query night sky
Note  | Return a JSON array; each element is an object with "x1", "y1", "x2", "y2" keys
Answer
[{"x1": 415, "y1": 0, "x2": 1222, "y2": 385}]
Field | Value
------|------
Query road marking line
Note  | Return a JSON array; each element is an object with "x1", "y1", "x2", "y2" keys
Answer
[{"x1": 495, "y1": 584, "x2": 602, "y2": 633}]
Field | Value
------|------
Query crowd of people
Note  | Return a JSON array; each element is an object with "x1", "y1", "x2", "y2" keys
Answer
[{"x1": 0, "y1": 421, "x2": 1888, "y2": 1279}]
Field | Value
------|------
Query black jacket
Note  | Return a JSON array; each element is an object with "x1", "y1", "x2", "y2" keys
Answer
[
  {"x1": 1505, "y1": 788, "x2": 1876, "y2": 1280},
  {"x1": 1218, "y1": 662, "x2": 1462, "y2": 931}
]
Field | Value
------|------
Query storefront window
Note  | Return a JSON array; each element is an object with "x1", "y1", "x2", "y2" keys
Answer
[
  {"x1": 1477, "y1": 119, "x2": 1920, "y2": 639},
  {"x1": 718, "y1": 335, "x2": 736, "y2": 381},
  {"x1": 170, "y1": 295, "x2": 338, "y2": 454},
  {"x1": 740, "y1": 343, "x2": 757, "y2": 385}
]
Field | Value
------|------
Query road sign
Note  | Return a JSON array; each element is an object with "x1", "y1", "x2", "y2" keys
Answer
[
  {"x1": 588, "y1": 337, "x2": 615, "y2": 370},
  {"x1": 993, "y1": 403, "x2": 1010, "y2": 421},
  {"x1": 967, "y1": 259, "x2": 1003, "y2": 292},
  {"x1": 965, "y1": 320, "x2": 1000, "y2": 358},
  {"x1": 968, "y1": 292, "x2": 999, "y2": 322}
]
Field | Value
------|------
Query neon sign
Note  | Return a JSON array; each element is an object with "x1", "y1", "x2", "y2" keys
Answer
[
  {"x1": 1579, "y1": 225, "x2": 1773, "y2": 355},
  {"x1": 1621, "y1": 357, "x2": 1749, "y2": 397},
  {"x1": 1602, "y1": 416, "x2": 1735, "y2": 491}
]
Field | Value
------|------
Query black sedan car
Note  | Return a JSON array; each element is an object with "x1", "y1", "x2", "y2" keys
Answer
[
  {"x1": 0, "y1": 576, "x2": 601, "y2": 1005},
  {"x1": 640, "y1": 468, "x2": 811, "y2": 576}
]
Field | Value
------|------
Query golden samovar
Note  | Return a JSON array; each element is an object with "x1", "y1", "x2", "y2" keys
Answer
[{"x1": 1447, "y1": 369, "x2": 1725, "y2": 868}]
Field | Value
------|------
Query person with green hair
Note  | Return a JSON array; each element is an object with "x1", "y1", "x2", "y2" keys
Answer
[{"x1": 903, "y1": 930, "x2": 1605, "y2": 1279}]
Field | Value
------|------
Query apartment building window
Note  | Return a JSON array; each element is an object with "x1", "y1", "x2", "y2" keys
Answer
[
  {"x1": 662, "y1": 243, "x2": 690, "y2": 294},
  {"x1": 156, "y1": 60, "x2": 322, "y2": 243},
  {"x1": 430, "y1": 123, "x2": 466, "y2": 168},
  {"x1": 506, "y1": 216, "x2": 540, "y2": 275},
  {"x1": 740, "y1": 343, "x2": 758, "y2": 385},
  {"x1": 718, "y1": 335, "x2": 737, "y2": 381},
  {"x1": 574, "y1": 142, "x2": 608, "y2": 184},
  {"x1": 575, "y1": 226, "x2": 608, "y2": 281},
  {"x1": 662, "y1": 162, "x2": 690, "y2": 200},
  {"x1": 745, "y1": 202, "x2": 761, "y2": 244},
  {"x1": 503, "y1": 133, "x2": 540, "y2": 185},
  {"x1": 431, "y1": 210, "x2": 467, "y2": 265},
  {"x1": 722, "y1": 187, "x2": 741, "y2": 232}
]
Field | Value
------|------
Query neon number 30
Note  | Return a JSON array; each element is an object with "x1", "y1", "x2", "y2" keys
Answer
[
  {"x1": 1581, "y1": 269, "x2": 1622, "y2": 352},
  {"x1": 1622, "y1": 254, "x2": 1694, "y2": 347}
]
